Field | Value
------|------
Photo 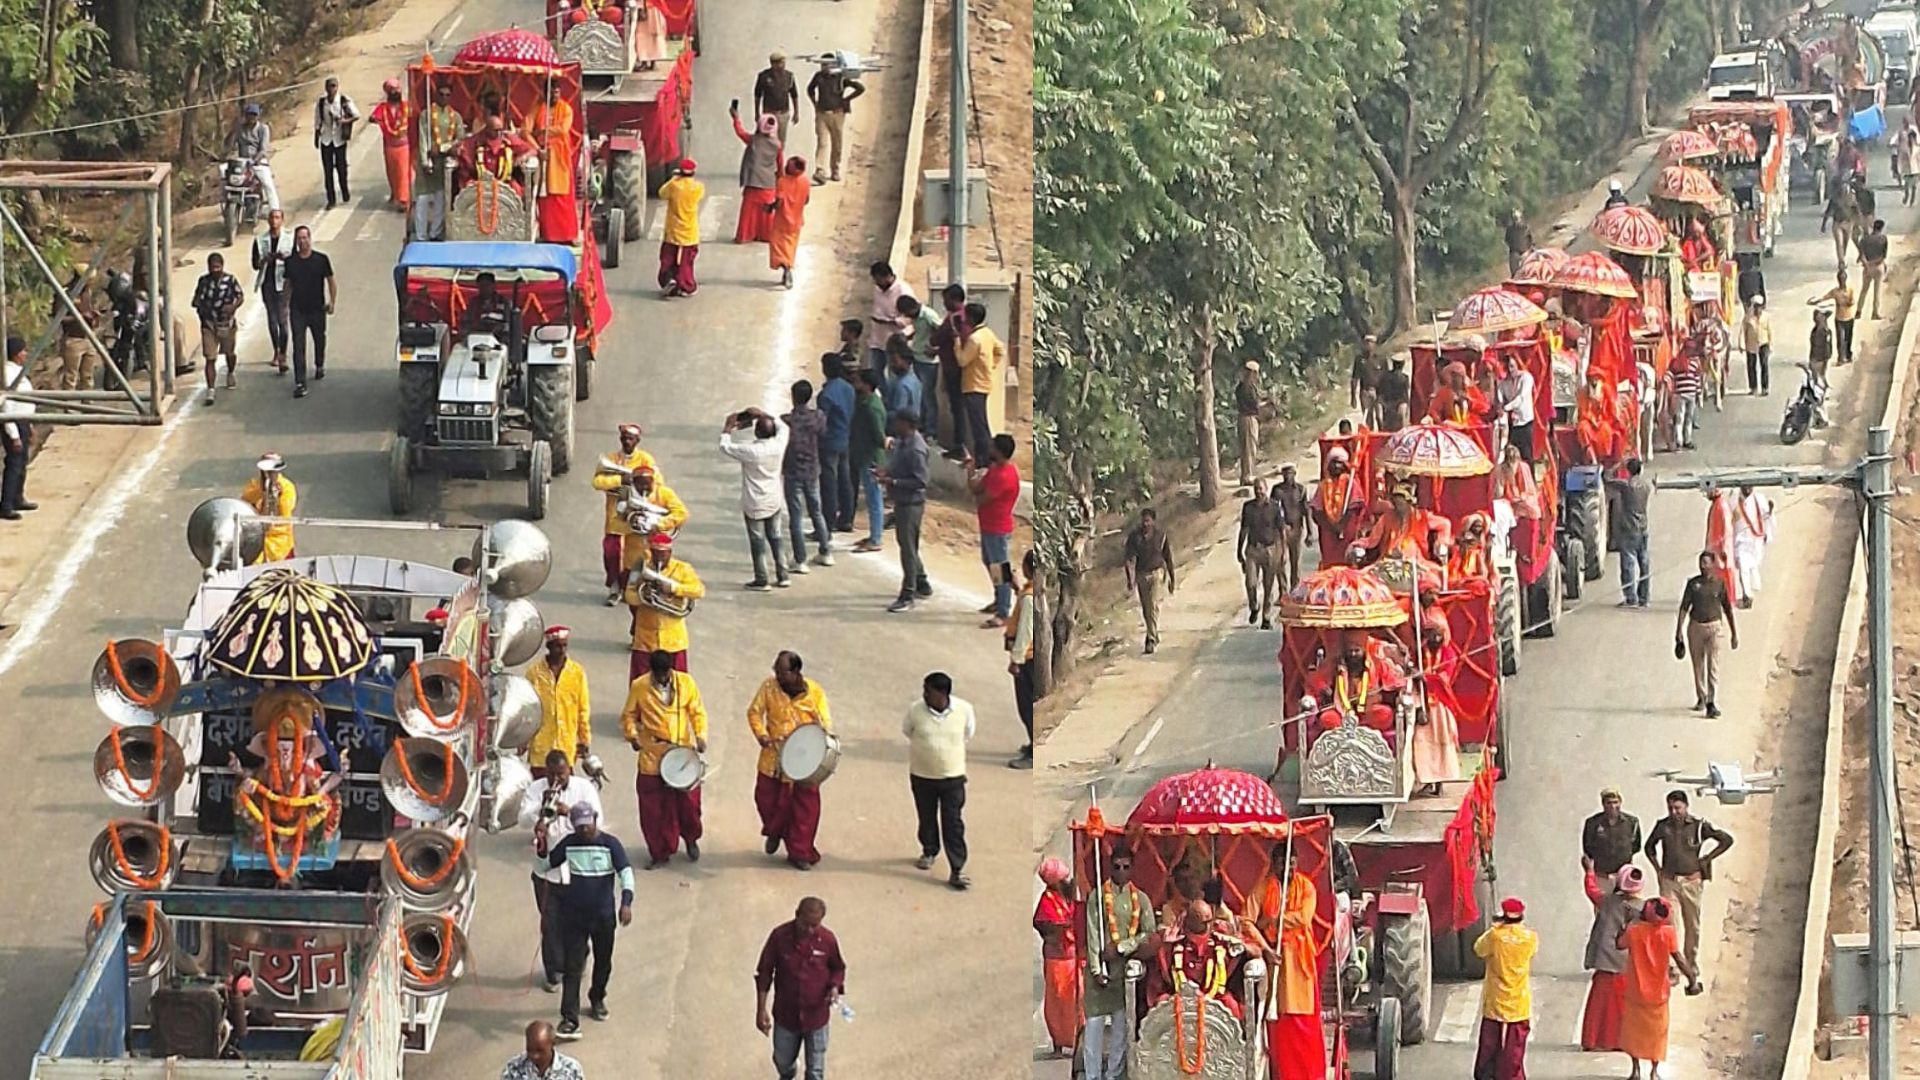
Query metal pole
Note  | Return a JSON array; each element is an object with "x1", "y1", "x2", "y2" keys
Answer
[
  {"x1": 947, "y1": 0, "x2": 968, "y2": 287},
  {"x1": 1865, "y1": 424, "x2": 1896, "y2": 1080},
  {"x1": 160, "y1": 177, "x2": 176, "y2": 403},
  {"x1": 144, "y1": 190, "x2": 162, "y2": 414}
]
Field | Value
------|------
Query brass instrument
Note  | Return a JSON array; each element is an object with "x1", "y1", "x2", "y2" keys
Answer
[
  {"x1": 630, "y1": 562, "x2": 695, "y2": 618},
  {"x1": 596, "y1": 455, "x2": 670, "y2": 535}
]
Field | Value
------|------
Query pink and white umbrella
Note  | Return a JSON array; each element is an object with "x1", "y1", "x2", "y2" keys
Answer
[
  {"x1": 1551, "y1": 251, "x2": 1639, "y2": 299},
  {"x1": 1446, "y1": 287, "x2": 1547, "y2": 337},
  {"x1": 1378, "y1": 422, "x2": 1494, "y2": 478},
  {"x1": 1589, "y1": 205, "x2": 1669, "y2": 257}
]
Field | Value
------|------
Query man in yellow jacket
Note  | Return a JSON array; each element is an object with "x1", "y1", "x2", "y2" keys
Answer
[
  {"x1": 956, "y1": 302, "x2": 1005, "y2": 463},
  {"x1": 657, "y1": 158, "x2": 704, "y2": 297},
  {"x1": 614, "y1": 469, "x2": 689, "y2": 579},
  {"x1": 241, "y1": 452, "x2": 297, "y2": 562},
  {"x1": 620, "y1": 649, "x2": 707, "y2": 867},
  {"x1": 591, "y1": 423, "x2": 666, "y2": 605},
  {"x1": 623, "y1": 532, "x2": 705, "y2": 680},
  {"x1": 747, "y1": 651, "x2": 832, "y2": 869},
  {"x1": 527, "y1": 625, "x2": 590, "y2": 775}
]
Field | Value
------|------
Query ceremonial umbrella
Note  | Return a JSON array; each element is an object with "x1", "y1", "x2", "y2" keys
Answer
[
  {"x1": 1126, "y1": 767, "x2": 1290, "y2": 834},
  {"x1": 1650, "y1": 164, "x2": 1721, "y2": 206},
  {"x1": 1279, "y1": 566, "x2": 1407, "y2": 629},
  {"x1": 1589, "y1": 205, "x2": 1669, "y2": 257},
  {"x1": 1446, "y1": 287, "x2": 1547, "y2": 337},
  {"x1": 1379, "y1": 422, "x2": 1495, "y2": 478},
  {"x1": 1550, "y1": 250, "x2": 1640, "y2": 299},
  {"x1": 203, "y1": 569, "x2": 375, "y2": 683},
  {"x1": 1657, "y1": 129, "x2": 1718, "y2": 163},
  {"x1": 1506, "y1": 246, "x2": 1570, "y2": 287},
  {"x1": 452, "y1": 28, "x2": 564, "y2": 70}
]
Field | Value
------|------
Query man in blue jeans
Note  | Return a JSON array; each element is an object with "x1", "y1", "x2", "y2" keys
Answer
[
  {"x1": 781, "y1": 380, "x2": 834, "y2": 570},
  {"x1": 895, "y1": 293, "x2": 943, "y2": 437},
  {"x1": 755, "y1": 896, "x2": 846, "y2": 1080},
  {"x1": 849, "y1": 369, "x2": 891, "y2": 555},
  {"x1": 816, "y1": 354, "x2": 855, "y2": 532},
  {"x1": 1608, "y1": 458, "x2": 1654, "y2": 607}
]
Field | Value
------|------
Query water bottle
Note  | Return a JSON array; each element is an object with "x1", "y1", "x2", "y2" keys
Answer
[{"x1": 837, "y1": 998, "x2": 855, "y2": 1023}]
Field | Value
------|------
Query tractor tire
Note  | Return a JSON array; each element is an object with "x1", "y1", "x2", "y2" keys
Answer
[
  {"x1": 609, "y1": 151, "x2": 646, "y2": 242},
  {"x1": 1490, "y1": 691, "x2": 1514, "y2": 781},
  {"x1": 388, "y1": 436, "x2": 414, "y2": 516},
  {"x1": 398, "y1": 364, "x2": 438, "y2": 438},
  {"x1": 1455, "y1": 877, "x2": 1496, "y2": 979},
  {"x1": 528, "y1": 440, "x2": 552, "y2": 521},
  {"x1": 1562, "y1": 535, "x2": 1585, "y2": 603},
  {"x1": 575, "y1": 344, "x2": 595, "y2": 403},
  {"x1": 1566, "y1": 486, "x2": 1606, "y2": 581},
  {"x1": 527, "y1": 365, "x2": 575, "y2": 476},
  {"x1": 603, "y1": 209, "x2": 624, "y2": 269},
  {"x1": 1527, "y1": 553, "x2": 1562, "y2": 639},
  {"x1": 690, "y1": 10, "x2": 703, "y2": 56},
  {"x1": 1373, "y1": 998, "x2": 1402, "y2": 1079},
  {"x1": 1496, "y1": 573, "x2": 1521, "y2": 677},
  {"x1": 1380, "y1": 903, "x2": 1432, "y2": 1046}
]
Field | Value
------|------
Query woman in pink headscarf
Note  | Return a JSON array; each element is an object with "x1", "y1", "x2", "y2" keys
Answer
[
  {"x1": 730, "y1": 105, "x2": 784, "y2": 244},
  {"x1": 1580, "y1": 861, "x2": 1644, "y2": 1052},
  {"x1": 1033, "y1": 856, "x2": 1081, "y2": 1058}
]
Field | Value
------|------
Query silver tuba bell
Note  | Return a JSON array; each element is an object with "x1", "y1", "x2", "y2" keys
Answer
[
  {"x1": 392, "y1": 656, "x2": 485, "y2": 741},
  {"x1": 478, "y1": 752, "x2": 536, "y2": 833},
  {"x1": 88, "y1": 820, "x2": 178, "y2": 893},
  {"x1": 92, "y1": 639, "x2": 182, "y2": 727},
  {"x1": 398, "y1": 911, "x2": 468, "y2": 995},
  {"x1": 379, "y1": 738, "x2": 472, "y2": 823},
  {"x1": 93, "y1": 725, "x2": 188, "y2": 807},
  {"x1": 472, "y1": 520, "x2": 552, "y2": 600},
  {"x1": 489, "y1": 673, "x2": 544, "y2": 753},
  {"x1": 381, "y1": 827, "x2": 475, "y2": 912},
  {"x1": 597, "y1": 456, "x2": 670, "y2": 535},
  {"x1": 186, "y1": 497, "x2": 264, "y2": 576},
  {"x1": 486, "y1": 595, "x2": 546, "y2": 667},
  {"x1": 84, "y1": 898, "x2": 175, "y2": 981},
  {"x1": 630, "y1": 562, "x2": 695, "y2": 618}
]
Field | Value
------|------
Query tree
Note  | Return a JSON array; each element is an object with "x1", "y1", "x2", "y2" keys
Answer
[
  {"x1": 1620, "y1": 0, "x2": 1674, "y2": 138},
  {"x1": 101, "y1": 0, "x2": 139, "y2": 70}
]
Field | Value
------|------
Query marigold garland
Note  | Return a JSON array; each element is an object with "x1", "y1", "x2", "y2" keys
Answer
[
  {"x1": 409, "y1": 663, "x2": 471, "y2": 734},
  {"x1": 385, "y1": 834, "x2": 466, "y2": 890},
  {"x1": 106, "y1": 820, "x2": 172, "y2": 889},
  {"x1": 104, "y1": 639, "x2": 168, "y2": 707},
  {"x1": 401, "y1": 914, "x2": 457, "y2": 982},
  {"x1": 111, "y1": 727, "x2": 166, "y2": 802},
  {"x1": 394, "y1": 738, "x2": 457, "y2": 802}
]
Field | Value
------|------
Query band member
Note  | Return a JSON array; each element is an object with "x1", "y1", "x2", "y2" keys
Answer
[
  {"x1": 615, "y1": 468, "x2": 689, "y2": 576},
  {"x1": 1147, "y1": 899, "x2": 1246, "y2": 1020},
  {"x1": 241, "y1": 452, "x2": 297, "y2": 562},
  {"x1": 1303, "y1": 629, "x2": 1407, "y2": 735},
  {"x1": 527, "y1": 626, "x2": 590, "y2": 774},
  {"x1": 747, "y1": 651, "x2": 831, "y2": 869},
  {"x1": 1241, "y1": 842, "x2": 1323, "y2": 1080},
  {"x1": 593, "y1": 423, "x2": 664, "y2": 604},
  {"x1": 620, "y1": 649, "x2": 708, "y2": 868},
  {"x1": 526, "y1": 82, "x2": 581, "y2": 244},
  {"x1": 414, "y1": 80, "x2": 462, "y2": 240},
  {"x1": 527, "y1": 748, "x2": 602, "y2": 992},
  {"x1": 623, "y1": 533, "x2": 705, "y2": 678},
  {"x1": 1312, "y1": 447, "x2": 1365, "y2": 566}
]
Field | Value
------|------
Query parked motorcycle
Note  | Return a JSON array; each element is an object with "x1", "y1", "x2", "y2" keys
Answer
[
  {"x1": 105, "y1": 268, "x2": 151, "y2": 378},
  {"x1": 219, "y1": 158, "x2": 263, "y2": 248},
  {"x1": 1779, "y1": 362, "x2": 1825, "y2": 446}
]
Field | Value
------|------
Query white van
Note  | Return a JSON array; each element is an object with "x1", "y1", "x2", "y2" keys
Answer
[{"x1": 1869, "y1": 6, "x2": 1918, "y2": 96}]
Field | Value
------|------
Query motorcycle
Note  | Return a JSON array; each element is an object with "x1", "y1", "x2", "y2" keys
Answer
[
  {"x1": 105, "y1": 268, "x2": 152, "y2": 378},
  {"x1": 219, "y1": 157, "x2": 263, "y2": 247},
  {"x1": 1780, "y1": 362, "x2": 1825, "y2": 446}
]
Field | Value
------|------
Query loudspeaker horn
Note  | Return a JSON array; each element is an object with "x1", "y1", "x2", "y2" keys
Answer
[
  {"x1": 479, "y1": 752, "x2": 536, "y2": 834},
  {"x1": 472, "y1": 520, "x2": 552, "y2": 600},
  {"x1": 489, "y1": 673, "x2": 543, "y2": 753},
  {"x1": 84, "y1": 899, "x2": 174, "y2": 981},
  {"x1": 379, "y1": 738, "x2": 472, "y2": 824},
  {"x1": 392, "y1": 656, "x2": 484, "y2": 741},
  {"x1": 88, "y1": 820, "x2": 178, "y2": 894},
  {"x1": 398, "y1": 912, "x2": 468, "y2": 996},
  {"x1": 91, "y1": 639, "x2": 182, "y2": 727},
  {"x1": 487, "y1": 595, "x2": 545, "y2": 667},
  {"x1": 186, "y1": 497, "x2": 264, "y2": 571},
  {"x1": 93, "y1": 725, "x2": 188, "y2": 807},
  {"x1": 380, "y1": 827, "x2": 475, "y2": 913}
]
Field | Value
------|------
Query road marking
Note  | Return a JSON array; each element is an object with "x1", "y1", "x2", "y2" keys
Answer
[
  {"x1": 357, "y1": 213, "x2": 392, "y2": 244},
  {"x1": 1433, "y1": 985, "x2": 1480, "y2": 1043},
  {"x1": 1132, "y1": 717, "x2": 1165, "y2": 759},
  {"x1": 441, "y1": 12, "x2": 465, "y2": 41},
  {"x1": 310, "y1": 206, "x2": 350, "y2": 243}
]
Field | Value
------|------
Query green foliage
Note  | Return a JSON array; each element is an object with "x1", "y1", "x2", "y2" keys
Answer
[{"x1": 0, "y1": 0, "x2": 104, "y2": 136}]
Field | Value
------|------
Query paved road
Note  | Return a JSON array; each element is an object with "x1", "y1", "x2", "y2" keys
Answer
[
  {"x1": 1035, "y1": 113, "x2": 1910, "y2": 1080},
  {"x1": 0, "y1": 1, "x2": 1029, "y2": 1077}
]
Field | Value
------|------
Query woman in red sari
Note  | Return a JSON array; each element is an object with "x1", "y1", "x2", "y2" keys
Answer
[
  {"x1": 1034, "y1": 856, "x2": 1082, "y2": 1059},
  {"x1": 767, "y1": 157, "x2": 811, "y2": 290}
]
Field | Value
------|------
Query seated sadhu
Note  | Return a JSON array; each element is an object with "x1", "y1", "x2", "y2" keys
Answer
[
  {"x1": 1146, "y1": 899, "x2": 1247, "y2": 1020},
  {"x1": 1302, "y1": 629, "x2": 1407, "y2": 735},
  {"x1": 1427, "y1": 361, "x2": 1491, "y2": 425},
  {"x1": 1350, "y1": 483, "x2": 1452, "y2": 567},
  {"x1": 455, "y1": 115, "x2": 537, "y2": 196},
  {"x1": 1448, "y1": 510, "x2": 1496, "y2": 584},
  {"x1": 1680, "y1": 218, "x2": 1717, "y2": 272}
]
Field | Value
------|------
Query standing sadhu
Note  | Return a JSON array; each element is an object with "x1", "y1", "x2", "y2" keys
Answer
[
  {"x1": 369, "y1": 79, "x2": 410, "y2": 210},
  {"x1": 619, "y1": 649, "x2": 708, "y2": 869},
  {"x1": 767, "y1": 157, "x2": 812, "y2": 290},
  {"x1": 241, "y1": 453, "x2": 297, "y2": 563},
  {"x1": 527, "y1": 82, "x2": 581, "y2": 245},
  {"x1": 1730, "y1": 483, "x2": 1773, "y2": 609},
  {"x1": 747, "y1": 652, "x2": 831, "y2": 870},
  {"x1": 730, "y1": 104, "x2": 783, "y2": 244},
  {"x1": 591, "y1": 424, "x2": 663, "y2": 605},
  {"x1": 1703, "y1": 489, "x2": 1742, "y2": 605},
  {"x1": 1411, "y1": 609, "x2": 1465, "y2": 793},
  {"x1": 658, "y1": 159, "x2": 704, "y2": 297},
  {"x1": 1033, "y1": 857, "x2": 1081, "y2": 1060},
  {"x1": 1580, "y1": 862, "x2": 1643, "y2": 1054},
  {"x1": 623, "y1": 533, "x2": 705, "y2": 679},
  {"x1": 526, "y1": 626, "x2": 590, "y2": 777},
  {"x1": 1618, "y1": 897, "x2": 1703, "y2": 1080},
  {"x1": 1312, "y1": 447, "x2": 1366, "y2": 566},
  {"x1": 1240, "y1": 842, "x2": 1324, "y2": 1080}
]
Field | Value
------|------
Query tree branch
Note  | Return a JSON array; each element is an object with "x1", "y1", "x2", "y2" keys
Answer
[
  {"x1": 1338, "y1": 96, "x2": 1402, "y2": 194},
  {"x1": 1408, "y1": 0, "x2": 1497, "y2": 190}
]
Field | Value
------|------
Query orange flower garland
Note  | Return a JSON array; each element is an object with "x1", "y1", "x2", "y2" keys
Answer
[
  {"x1": 409, "y1": 663, "x2": 471, "y2": 734},
  {"x1": 106, "y1": 821, "x2": 172, "y2": 889},
  {"x1": 111, "y1": 727, "x2": 166, "y2": 802},
  {"x1": 401, "y1": 915, "x2": 456, "y2": 982},
  {"x1": 104, "y1": 639, "x2": 168, "y2": 707},
  {"x1": 385, "y1": 834, "x2": 466, "y2": 890}
]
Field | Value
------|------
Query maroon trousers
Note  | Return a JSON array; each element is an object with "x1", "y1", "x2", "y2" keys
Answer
[
  {"x1": 753, "y1": 773, "x2": 822, "y2": 864},
  {"x1": 602, "y1": 534, "x2": 624, "y2": 588},
  {"x1": 634, "y1": 772, "x2": 702, "y2": 862},
  {"x1": 1473, "y1": 1017, "x2": 1529, "y2": 1080},
  {"x1": 629, "y1": 649, "x2": 688, "y2": 682},
  {"x1": 657, "y1": 242, "x2": 699, "y2": 294}
]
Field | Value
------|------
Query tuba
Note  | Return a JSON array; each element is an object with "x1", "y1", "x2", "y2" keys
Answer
[
  {"x1": 89, "y1": 820, "x2": 177, "y2": 893},
  {"x1": 597, "y1": 455, "x2": 670, "y2": 535},
  {"x1": 472, "y1": 520, "x2": 552, "y2": 600},
  {"x1": 92, "y1": 639, "x2": 182, "y2": 727},
  {"x1": 398, "y1": 911, "x2": 468, "y2": 995},
  {"x1": 478, "y1": 752, "x2": 535, "y2": 834},
  {"x1": 381, "y1": 827, "x2": 475, "y2": 912},
  {"x1": 631, "y1": 562, "x2": 695, "y2": 618},
  {"x1": 93, "y1": 725, "x2": 188, "y2": 807},
  {"x1": 84, "y1": 899, "x2": 174, "y2": 981},
  {"x1": 379, "y1": 738, "x2": 472, "y2": 823}
]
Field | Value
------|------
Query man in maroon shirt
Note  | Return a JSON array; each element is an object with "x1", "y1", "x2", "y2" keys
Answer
[
  {"x1": 755, "y1": 896, "x2": 846, "y2": 1079},
  {"x1": 968, "y1": 433, "x2": 1022, "y2": 627}
]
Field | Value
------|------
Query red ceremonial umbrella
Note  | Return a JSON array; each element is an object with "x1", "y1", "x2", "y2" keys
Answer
[
  {"x1": 1651, "y1": 164, "x2": 1721, "y2": 206},
  {"x1": 1657, "y1": 130, "x2": 1718, "y2": 163},
  {"x1": 453, "y1": 28, "x2": 564, "y2": 70},
  {"x1": 1589, "y1": 205, "x2": 1669, "y2": 257},
  {"x1": 1126, "y1": 767, "x2": 1290, "y2": 834},
  {"x1": 1551, "y1": 250, "x2": 1639, "y2": 299},
  {"x1": 1506, "y1": 246, "x2": 1570, "y2": 288},
  {"x1": 1279, "y1": 566, "x2": 1407, "y2": 629},
  {"x1": 1379, "y1": 422, "x2": 1494, "y2": 478},
  {"x1": 1446, "y1": 287, "x2": 1547, "y2": 337}
]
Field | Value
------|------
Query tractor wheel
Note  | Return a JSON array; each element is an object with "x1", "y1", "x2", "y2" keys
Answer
[
  {"x1": 398, "y1": 364, "x2": 437, "y2": 438},
  {"x1": 603, "y1": 208, "x2": 624, "y2": 269},
  {"x1": 609, "y1": 150, "x2": 646, "y2": 242},
  {"x1": 1455, "y1": 877, "x2": 1496, "y2": 979},
  {"x1": 1380, "y1": 902, "x2": 1432, "y2": 1046},
  {"x1": 1566, "y1": 486, "x2": 1606, "y2": 580},
  {"x1": 690, "y1": 10, "x2": 703, "y2": 56},
  {"x1": 1496, "y1": 573, "x2": 1521, "y2": 677},
  {"x1": 527, "y1": 365, "x2": 575, "y2": 476},
  {"x1": 528, "y1": 440, "x2": 552, "y2": 521},
  {"x1": 1490, "y1": 691, "x2": 1514, "y2": 781},
  {"x1": 1373, "y1": 998, "x2": 1401, "y2": 1079},
  {"x1": 1527, "y1": 553, "x2": 1561, "y2": 639},
  {"x1": 575, "y1": 344, "x2": 595, "y2": 403},
  {"x1": 388, "y1": 436, "x2": 414, "y2": 516},
  {"x1": 1562, "y1": 535, "x2": 1585, "y2": 602}
]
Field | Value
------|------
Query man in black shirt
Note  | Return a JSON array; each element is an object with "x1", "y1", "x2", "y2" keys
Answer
[
  {"x1": 191, "y1": 253, "x2": 243, "y2": 402},
  {"x1": 1644, "y1": 789, "x2": 1734, "y2": 972},
  {"x1": 1376, "y1": 354, "x2": 1411, "y2": 432},
  {"x1": 805, "y1": 59, "x2": 866, "y2": 185},
  {"x1": 1236, "y1": 480, "x2": 1286, "y2": 629},
  {"x1": 930, "y1": 284, "x2": 967, "y2": 456},
  {"x1": 282, "y1": 226, "x2": 335, "y2": 398},
  {"x1": 754, "y1": 52, "x2": 801, "y2": 145},
  {"x1": 1676, "y1": 550, "x2": 1739, "y2": 717},
  {"x1": 1350, "y1": 334, "x2": 1380, "y2": 427},
  {"x1": 1859, "y1": 217, "x2": 1890, "y2": 319},
  {"x1": 1272, "y1": 462, "x2": 1312, "y2": 589},
  {"x1": 1580, "y1": 788, "x2": 1642, "y2": 876}
]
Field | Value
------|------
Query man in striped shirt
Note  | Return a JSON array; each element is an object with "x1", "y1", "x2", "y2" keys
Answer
[
  {"x1": 1669, "y1": 353, "x2": 1704, "y2": 451},
  {"x1": 545, "y1": 804, "x2": 636, "y2": 1039}
]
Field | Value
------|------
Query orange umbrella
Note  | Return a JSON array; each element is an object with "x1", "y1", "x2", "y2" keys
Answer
[
  {"x1": 1589, "y1": 205, "x2": 1669, "y2": 257},
  {"x1": 1550, "y1": 251, "x2": 1639, "y2": 299},
  {"x1": 1506, "y1": 246, "x2": 1570, "y2": 287},
  {"x1": 1279, "y1": 566, "x2": 1407, "y2": 629},
  {"x1": 1657, "y1": 130, "x2": 1718, "y2": 163},
  {"x1": 1651, "y1": 165, "x2": 1721, "y2": 206}
]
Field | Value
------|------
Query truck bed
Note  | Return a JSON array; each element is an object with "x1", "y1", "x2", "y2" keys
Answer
[{"x1": 581, "y1": 40, "x2": 687, "y2": 104}]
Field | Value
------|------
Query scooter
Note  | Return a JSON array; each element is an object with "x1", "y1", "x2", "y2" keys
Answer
[
  {"x1": 219, "y1": 157, "x2": 263, "y2": 248},
  {"x1": 1780, "y1": 361, "x2": 1826, "y2": 445}
]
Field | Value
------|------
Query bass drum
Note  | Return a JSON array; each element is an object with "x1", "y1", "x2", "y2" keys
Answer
[{"x1": 777, "y1": 724, "x2": 841, "y2": 786}]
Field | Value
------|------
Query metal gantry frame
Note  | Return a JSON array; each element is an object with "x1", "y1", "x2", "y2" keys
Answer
[{"x1": 0, "y1": 161, "x2": 178, "y2": 424}]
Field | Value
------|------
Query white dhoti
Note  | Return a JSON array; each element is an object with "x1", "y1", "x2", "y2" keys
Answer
[
  {"x1": 1732, "y1": 535, "x2": 1766, "y2": 599},
  {"x1": 1411, "y1": 699, "x2": 1462, "y2": 786},
  {"x1": 251, "y1": 163, "x2": 281, "y2": 211}
]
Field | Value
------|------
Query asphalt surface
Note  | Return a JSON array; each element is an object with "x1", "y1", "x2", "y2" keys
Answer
[{"x1": 0, "y1": 1, "x2": 1029, "y2": 1077}]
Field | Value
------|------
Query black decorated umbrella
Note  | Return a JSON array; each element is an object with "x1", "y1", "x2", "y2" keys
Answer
[{"x1": 204, "y1": 569, "x2": 374, "y2": 682}]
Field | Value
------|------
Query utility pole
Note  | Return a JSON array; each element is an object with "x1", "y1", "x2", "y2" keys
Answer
[
  {"x1": 948, "y1": 0, "x2": 968, "y2": 287},
  {"x1": 1655, "y1": 426, "x2": 1898, "y2": 1078}
]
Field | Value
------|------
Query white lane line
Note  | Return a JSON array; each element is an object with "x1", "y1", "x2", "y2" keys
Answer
[
  {"x1": 441, "y1": 12, "x2": 466, "y2": 41},
  {"x1": 1434, "y1": 985, "x2": 1481, "y2": 1044},
  {"x1": 310, "y1": 206, "x2": 350, "y2": 244},
  {"x1": 1132, "y1": 717, "x2": 1166, "y2": 759},
  {"x1": 356, "y1": 213, "x2": 393, "y2": 243}
]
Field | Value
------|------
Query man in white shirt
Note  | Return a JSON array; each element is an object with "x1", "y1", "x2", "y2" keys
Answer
[
  {"x1": 1635, "y1": 357, "x2": 1658, "y2": 461},
  {"x1": 2, "y1": 336, "x2": 37, "y2": 519},
  {"x1": 721, "y1": 407, "x2": 793, "y2": 590},
  {"x1": 1498, "y1": 362, "x2": 1537, "y2": 463},
  {"x1": 866, "y1": 260, "x2": 913, "y2": 381},
  {"x1": 313, "y1": 76, "x2": 360, "y2": 209},
  {"x1": 902, "y1": 671, "x2": 975, "y2": 891},
  {"x1": 1730, "y1": 483, "x2": 1773, "y2": 609},
  {"x1": 525, "y1": 750, "x2": 604, "y2": 993}
]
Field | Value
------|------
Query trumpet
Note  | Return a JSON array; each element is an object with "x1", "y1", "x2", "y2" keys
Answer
[{"x1": 630, "y1": 562, "x2": 695, "y2": 618}]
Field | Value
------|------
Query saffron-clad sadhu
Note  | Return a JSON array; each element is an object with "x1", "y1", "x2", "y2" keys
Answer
[
  {"x1": 1303, "y1": 629, "x2": 1406, "y2": 735},
  {"x1": 526, "y1": 84, "x2": 580, "y2": 244},
  {"x1": 527, "y1": 626, "x2": 590, "y2": 773},
  {"x1": 1146, "y1": 899, "x2": 1246, "y2": 1020},
  {"x1": 1240, "y1": 844, "x2": 1324, "y2": 1080},
  {"x1": 623, "y1": 533, "x2": 705, "y2": 679},
  {"x1": 1352, "y1": 483, "x2": 1451, "y2": 566},
  {"x1": 241, "y1": 452, "x2": 297, "y2": 563},
  {"x1": 747, "y1": 652, "x2": 831, "y2": 868},
  {"x1": 1312, "y1": 447, "x2": 1367, "y2": 566},
  {"x1": 1034, "y1": 857, "x2": 1080, "y2": 1057},
  {"x1": 767, "y1": 157, "x2": 812, "y2": 290},
  {"x1": 619, "y1": 649, "x2": 708, "y2": 868},
  {"x1": 593, "y1": 425, "x2": 664, "y2": 603},
  {"x1": 369, "y1": 79, "x2": 410, "y2": 208}
]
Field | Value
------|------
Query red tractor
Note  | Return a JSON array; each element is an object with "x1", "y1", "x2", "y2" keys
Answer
[{"x1": 545, "y1": 0, "x2": 701, "y2": 248}]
